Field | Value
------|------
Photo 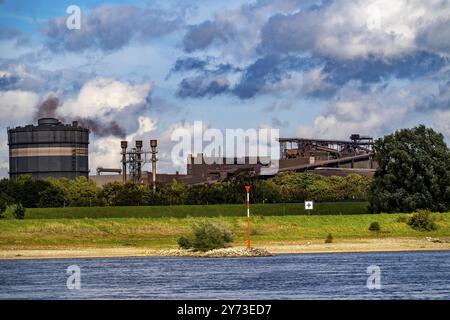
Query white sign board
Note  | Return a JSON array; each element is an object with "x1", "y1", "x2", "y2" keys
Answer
[{"x1": 305, "y1": 201, "x2": 314, "y2": 210}]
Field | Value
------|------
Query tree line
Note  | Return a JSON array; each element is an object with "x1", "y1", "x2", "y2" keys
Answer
[{"x1": 0, "y1": 172, "x2": 371, "y2": 208}]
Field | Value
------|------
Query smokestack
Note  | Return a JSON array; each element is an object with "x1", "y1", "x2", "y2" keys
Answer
[
  {"x1": 136, "y1": 140, "x2": 143, "y2": 183},
  {"x1": 121, "y1": 140, "x2": 128, "y2": 183},
  {"x1": 150, "y1": 139, "x2": 157, "y2": 192}
]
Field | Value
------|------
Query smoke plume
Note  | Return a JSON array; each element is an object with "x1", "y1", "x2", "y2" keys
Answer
[
  {"x1": 34, "y1": 95, "x2": 126, "y2": 138},
  {"x1": 34, "y1": 95, "x2": 59, "y2": 120}
]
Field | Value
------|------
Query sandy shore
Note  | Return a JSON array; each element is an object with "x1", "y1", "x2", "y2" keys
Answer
[{"x1": 1, "y1": 238, "x2": 449, "y2": 260}]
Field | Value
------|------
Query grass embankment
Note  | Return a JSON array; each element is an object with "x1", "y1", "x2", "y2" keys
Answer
[
  {"x1": 1, "y1": 213, "x2": 450, "y2": 250},
  {"x1": 25, "y1": 202, "x2": 368, "y2": 219}
]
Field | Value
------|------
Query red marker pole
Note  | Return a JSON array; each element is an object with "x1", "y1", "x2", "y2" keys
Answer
[{"x1": 245, "y1": 185, "x2": 251, "y2": 250}]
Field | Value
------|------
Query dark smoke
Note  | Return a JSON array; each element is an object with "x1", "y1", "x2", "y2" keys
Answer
[
  {"x1": 76, "y1": 118, "x2": 127, "y2": 138},
  {"x1": 34, "y1": 95, "x2": 59, "y2": 120},
  {"x1": 34, "y1": 95, "x2": 126, "y2": 138}
]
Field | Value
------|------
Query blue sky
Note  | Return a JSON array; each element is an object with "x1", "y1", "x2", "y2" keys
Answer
[{"x1": 1, "y1": 0, "x2": 450, "y2": 176}]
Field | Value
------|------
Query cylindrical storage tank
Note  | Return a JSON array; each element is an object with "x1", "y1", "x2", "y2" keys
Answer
[{"x1": 8, "y1": 118, "x2": 90, "y2": 180}]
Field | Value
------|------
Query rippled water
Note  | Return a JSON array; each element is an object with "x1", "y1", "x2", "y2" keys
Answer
[{"x1": 1, "y1": 251, "x2": 449, "y2": 299}]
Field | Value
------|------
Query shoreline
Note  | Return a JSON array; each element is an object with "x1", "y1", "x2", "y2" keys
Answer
[{"x1": 1, "y1": 238, "x2": 450, "y2": 260}]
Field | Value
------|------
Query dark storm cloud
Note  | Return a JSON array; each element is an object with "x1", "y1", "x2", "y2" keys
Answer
[
  {"x1": 297, "y1": 51, "x2": 448, "y2": 98},
  {"x1": 171, "y1": 57, "x2": 209, "y2": 73},
  {"x1": 171, "y1": 56, "x2": 242, "y2": 98},
  {"x1": 169, "y1": 56, "x2": 241, "y2": 78},
  {"x1": 233, "y1": 54, "x2": 317, "y2": 99},
  {"x1": 176, "y1": 75, "x2": 230, "y2": 98},
  {"x1": 322, "y1": 51, "x2": 447, "y2": 86},
  {"x1": 183, "y1": 20, "x2": 234, "y2": 53},
  {"x1": 43, "y1": 5, "x2": 184, "y2": 52},
  {"x1": 181, "y1": 0, "x2": 308, "y2": 53},
  {"x1": 171, "y1": 51, "x2": 446, "y2": 100},
  {"x1": 259, "y1": 11, "x2": 316, "y2": 56}
]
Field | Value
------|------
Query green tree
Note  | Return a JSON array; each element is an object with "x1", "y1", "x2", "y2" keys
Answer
[
  {"x1": 110, "y1": 182, "x2": 150, "y2": 206},
  {"x1": 270, "y1": 172, "x2": 309, "y2": 201},
  {"x1": 369, "y1": 125, "x2": 450, "y2": 213},
  {"x1": 66, "y1": 177, "x2": 103, "y2": 207},
  {"x1": 38, "y1": 186, "x2": 66, "y2": 208},
  {"x1": 165, "y1": 180, "x2": 190, "y2": 205},
  {"x1": 14, "y1": 175, "x2": 52, "y2": 208},
  {"x1": 342, "y1": 174, "x2": 372, "y2": 199},
  {"x1": 101, "y1": 182, "x2": 123, "y2": 206}
]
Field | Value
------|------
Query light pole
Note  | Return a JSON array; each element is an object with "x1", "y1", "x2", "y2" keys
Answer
[{"x1": 245, "y1": 185, "x2": 251, "y2": 250}]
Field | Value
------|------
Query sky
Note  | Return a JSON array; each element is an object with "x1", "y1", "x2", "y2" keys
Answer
[{"x1": 0, "y1": 0, "x2": 450, "y2": 176}]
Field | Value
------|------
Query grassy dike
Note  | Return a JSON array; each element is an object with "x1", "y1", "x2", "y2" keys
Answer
[
  {"x1": 24, "y1": 202, "x2": 369, "y2": 219},
  {"x1": 1, "y1": 211, "x2": 450, "y2": 250}
]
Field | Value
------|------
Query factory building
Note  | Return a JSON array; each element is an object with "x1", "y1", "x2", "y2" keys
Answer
[{"x1": 7, "y1": 118, "x2": 89, "y2": 180}]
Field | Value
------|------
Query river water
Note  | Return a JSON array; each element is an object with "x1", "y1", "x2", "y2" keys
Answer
[{"x1": 1, "y1": 251, "x2": 449, "y2": 299}]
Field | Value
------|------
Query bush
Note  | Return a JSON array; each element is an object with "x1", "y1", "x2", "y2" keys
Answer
[
  {"x1": 407, "y1": 210, "x2": 438, "y2": 231},
  {"x1": 369, "y1": 221, "x2": 380, "y2": 232},
  {"x1": 0, "y1": 195, "x2": 7, "y2": 218},
  {"x1": 177, "y1": 236, "x2": 193, "y2": 249},
  {"x1": 1, "y1": 204, "x2": 25, "y2": 219},
  {"x1": 13, "y1": 203, "x2": 25, "y2": 219},
  {"x1": 325, "y1": 233, "x2": 333, "y2": 243},
  {"x1": 191, "y1": 221, "x2": 234, "y2": 251}
]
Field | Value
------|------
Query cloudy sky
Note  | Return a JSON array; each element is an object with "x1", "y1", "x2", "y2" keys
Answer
[{"x1": 0, "y1": 0, "x2": 449, "y2": 176}]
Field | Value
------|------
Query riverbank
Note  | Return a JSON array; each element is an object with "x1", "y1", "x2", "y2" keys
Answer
[
  {"x1": 1, "y1": 237, "x2": 449, "y2": 260},
  {"x1": 2, "y1": 212, "x2": 450, "y2": 259},
  {"x1": 2, "y1": 213, "x2": 450, "y2": 248}
]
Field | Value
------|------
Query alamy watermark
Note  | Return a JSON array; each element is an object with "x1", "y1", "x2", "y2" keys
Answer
[
  {"x1": 66, "y1": 5, "x2": 81, "y2": 30},
  {"x1": 170, "y1": 121, "x2": 280, "y2": 175},
  {"x1": 366, "y1": 265, "x2": 381, "y2": 290},
  {"x1": 66, "y1": 265, "x2": 81, "y2": 290}
]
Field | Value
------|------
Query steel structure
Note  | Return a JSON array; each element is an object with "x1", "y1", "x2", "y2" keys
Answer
[
  {"x1": 279, "y1": 134, "x2": 374, "y2": 160},
  {"x1": 96, "y1": 167, "x2": 121, "y2": 175},
  {"x1": 120, "y1": 140, "x2": 157, "y2": 185}
]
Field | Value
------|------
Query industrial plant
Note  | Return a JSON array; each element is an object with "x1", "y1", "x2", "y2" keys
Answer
[
  {"x1": 7, "y1": 118, "x2": 376, "y2": 185},
  {"x1": 92, "y1": 134, "x2": 376, "y2": 187}
]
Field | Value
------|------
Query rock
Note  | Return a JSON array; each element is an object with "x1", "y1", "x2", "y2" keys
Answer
[
  {"x1": 426, "y1": 237, "x2": 450, "y2": 243},
  {"x1": 155, "y1": 247, "x2": 272, "y2": 258}
]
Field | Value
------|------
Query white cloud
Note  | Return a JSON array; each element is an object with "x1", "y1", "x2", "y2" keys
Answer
[
  {"x1": 0, "y1": 90, "x2": 39, "y2": 123},
  {"x1": 58, "y1": 77, "x2": 153, "y2": 118},
  {"x1": 0, "y1": 89, "x2": 40, "y2": 177},
  {"x1": 89, "y1": 136, "x2": 123, "y2": 171}
]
